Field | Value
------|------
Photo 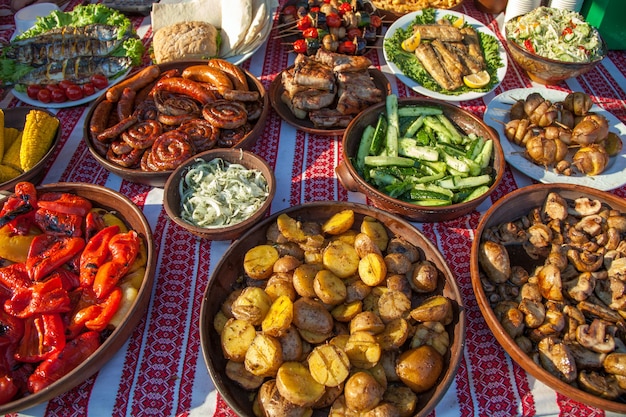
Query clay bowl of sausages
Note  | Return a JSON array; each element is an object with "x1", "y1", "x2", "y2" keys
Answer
[
  {"x1": 0, "y1": 182, "x2": 156, "y2": 414},
  {"x1": 200, "y1": 201, "x2": 465, "y2": 417},
  {"x1": 84, "y1": 60, "x2": 269, "y2": 187}
]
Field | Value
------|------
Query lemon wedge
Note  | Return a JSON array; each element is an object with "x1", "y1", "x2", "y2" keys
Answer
[
  {"x1": 463, "y1": 70, "x2": 490, "y2": 88},
  {"x1": 452, "y1": 16, "x2": 465, "y2": 29},
  {"x1": 401, "y1": 32, "x2": 421, "y2": 52}
]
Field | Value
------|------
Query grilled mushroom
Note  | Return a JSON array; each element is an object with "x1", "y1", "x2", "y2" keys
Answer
[
  {"x1": 538, "y1": 336, "x2": 577, "y2": 383},
  {"x1": 576, "y1": 319, "x2": 615, "y2": 354}
]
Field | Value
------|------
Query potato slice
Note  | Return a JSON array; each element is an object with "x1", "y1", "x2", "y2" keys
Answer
[
  {"x1": 344, "y1": 331, "x2": 382, "y2": 369},
  {"x1": 410, "y1": 295, "x2": 453, "y2": 325},
  {"x1": 322, "y1": 209, "x2": 355, "y2": 235},
  {"x1": 308, "y1": 344, "x2": 351, "y2": 387},
  {"x1": 277, "y1": 213, "x2": 308, "y2": 242},
  {"x1": 376, "y1": 318, "x2": 410, "y2": 351},
  {"x1": 323, "y1": 240, "x2": 360, "y2": 279},
  {"x1": 276, "y1": 361, "x2": 326, "y2": 407},
  {"x1": 331, "y1": 300, "x2": 363, "y2": 323},
  {"x1": 225, "y1": 360, "x2": 265, "y2": 390},
  {"x1": 221, "y1": 318, "x2": 257, "y2": 362},
  {"x1": 231, "y1": 286, "x2": 272, "y2": 326},
  {"x1": 262, "y1": 295, "x2": 294, "y2": 337},
  {"x1": 257, "y1": 379, "x2": 311, "y2": 417},
  {"x1": 314, "y1": 269, "x2": 347, "y2": 305},
  {"x1": 358, "y1": 253, "x2": 387, "y2": 286},
  {"x1": 245, "y1": 333, "x2": 283, "y2": 377},
  {"x1": 292, "y1": 263, "x2": 323, "y2": 298},
  {"x1": 354, "y1": 232, "x2": 383, "y2": 258},
  {"x1": 378, "y1": 290, "x2": 411, "y2": 324},
  {"x1": 361, "y1": 217, "x2": 389, "y2": 251},
  {"x1": 244, "y1": 244, "x2": 280, "y2": 280}
]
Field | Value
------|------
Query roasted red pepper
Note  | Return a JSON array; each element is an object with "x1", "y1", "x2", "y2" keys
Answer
[
  {"x1": 0, "y1": 263, "x2": 32, "y2": 298},
  {"x1": 4, "y1": 276, "x2": 71, "y2": 319},
  {"x1": 36, "y1": 193, "x2": 92, "y2": 217},
  {"x1": 84, "y1": 210, "x2": 106, "y2": 241},
  {"x1": 35, "y1": 208, "x2": 83, "y2": 237},
  {"x1": 65, "y1": 286, "x2": 122, "y2": 337},
  {"x1": 26, "y1": 235, "x2": 86, "y2": 282},
  {"x1": 0, "y1": 374, "x2": 18, "y2": 406},
  {"x1": 524, "y1": 39, "x2": 535, "y2": 54},
  {"x1": 0, "y1": 310, "x2": 24, "y2": 347},
  {"x1": 27, "y1": 330, "x2": 100, "y2": 394},
  {"x1": 79, "y1": 225, "x2": 120, "y2": 288},
  {"x1": 0, "y1": 182, "x2": 37, "y2": 234},
  {"x1": 15, "y1": 314, "x2": 65, "y2": 363},
  {"x1": 48, "y1": 269, "x2": 80, "y2": 292},
  {"x1": 92, "y1": 231, "x2": 140, "y2": 299}
]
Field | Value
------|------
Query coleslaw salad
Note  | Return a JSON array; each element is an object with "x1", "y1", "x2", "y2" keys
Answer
[{"x1": 505, "y1": 7, "x2": 603, "y2": 63}]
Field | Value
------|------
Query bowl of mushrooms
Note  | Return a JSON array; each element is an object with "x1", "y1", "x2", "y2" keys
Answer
[{"x1": 470, "y1": 183, "x2": 626, "y2": 413}]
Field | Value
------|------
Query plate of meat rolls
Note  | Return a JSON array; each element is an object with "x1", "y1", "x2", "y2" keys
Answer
[{"x1": 383, "y1": 8, "x2": 507, "y2": 101}]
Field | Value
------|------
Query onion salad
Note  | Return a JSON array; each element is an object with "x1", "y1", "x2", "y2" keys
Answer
[{"x1": 179, "y1": 156, "x2": 270, "y2": 228}]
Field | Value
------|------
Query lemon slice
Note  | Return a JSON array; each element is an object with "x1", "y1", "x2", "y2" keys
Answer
[
  {"x1": 463, "y1": 70, "x2": 490, "y2": 88},
  {"x1": 452, "y1": 16, "x2": 465, "y2": 29},
  {"x1": 401, "y1": 32, "x2": 421, "y2": 52}
]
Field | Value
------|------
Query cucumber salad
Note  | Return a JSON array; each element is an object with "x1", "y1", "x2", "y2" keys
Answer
[{"x1": 505, "y1": 6, "x2": 603, "y2": 63}]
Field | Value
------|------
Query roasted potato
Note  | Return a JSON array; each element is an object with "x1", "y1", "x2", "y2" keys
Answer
[
  {"x1": 359, "y1": 253, "x2": 388, "y2": 286},
  {"x1": 396, "y1": 345, "x2": 444, "y2": 393},
  {"x1": 409, "y1": 260, "x2": 439, "y2": 293},
  {"x1": 225, "y1": 360, "x2": 265, "y2": 390},
  {"x1": 324, "y1": 240, "x2": 360, "y2": 278},
  {"x1": 245, "y1": 333, "x2": 283, "y2": 377},
  {"x1": 308, "y1": 344, "x2": 351, "y2": 387},
  {"x1": 322, "y1": 209, "x2": 355, "y2": 235},
  {"x1": 314, "y1": 269, "x2": 348, "y2": 305},
  {"x1": 221, "y1": 318, "x2": 257, "y2": 362},
  {"x1": 244, "y1": 244, "x2": 280, "y2": 280},
  {"x1": 256, "y1": 379, "x2": 311, "y2": 417},
  {"x1": 344, "y1": 371, "x2": 385, "y2": 412},
  {"x1": 231, "y1": 286, "x2": 272, "y2": 326},
  {"x1": 292, "y1": 297, "x2": 334, "y2": 334},
  {"x1": 262, "y1": 295, "x2": 294, "y2": 337},
  {"x1": 276, "y1": 361, "x2": 326, "y2": 407},
  {"x1": 292, "y1": 263, "x2": 323, "y2": 298}
]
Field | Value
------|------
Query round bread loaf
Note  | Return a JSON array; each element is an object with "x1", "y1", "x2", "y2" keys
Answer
[{"x1": 153, "y1": 21, "x2": 218, "y2": 64}]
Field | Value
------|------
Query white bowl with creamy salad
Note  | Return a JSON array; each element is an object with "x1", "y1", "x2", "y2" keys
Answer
[{"x1": 505, "y1": 6, "x2": 606, "y2": 84}]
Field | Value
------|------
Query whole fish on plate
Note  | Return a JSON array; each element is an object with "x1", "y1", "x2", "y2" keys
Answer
[
  {"x1": 18, "y1": 56, "x2": 132, "y2": 85},
  {"x1": 7, "y1": 23, "x2": 131, "y2": 67}
]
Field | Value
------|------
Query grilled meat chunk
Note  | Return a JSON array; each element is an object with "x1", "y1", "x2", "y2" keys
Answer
[
  {"x1": 309, "y1": 108, "x2": 353, "y2": 128},
  {"x1": 314, "y1": 48, "x2": 373, "y2": 72},
  {"x1": 335, "y1": 70, "x2": 383, "y2": 115},
  {"x1": 291, "y1": 89, "x2": 336, "y2": 111},
  {"x1": 293, "y1": 54, "x2": 335, "y2": 90}
]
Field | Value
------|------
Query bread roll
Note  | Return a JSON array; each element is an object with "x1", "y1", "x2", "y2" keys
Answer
[{"x1": 153, "y1": 21, "x2": 218, "y2": 64}]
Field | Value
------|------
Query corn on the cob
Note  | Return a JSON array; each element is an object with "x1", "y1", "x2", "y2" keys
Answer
[
  {"x1": 3, "y1": 128, "x2": 20, "y2": 150},
  {"x1": 2, "y1": 132, "x2": 23, "y2": 173},
  {"x1": 0, "y1": 109, "x2": 4, "y2": 162},
  {"x1": 20, "y1": 110, "x2": 59, "y2": 172},
  {"x1": 0, "y1": 164, "x2": 21, "y2": 183}
]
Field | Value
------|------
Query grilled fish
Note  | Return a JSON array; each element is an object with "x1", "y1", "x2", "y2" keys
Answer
[
  {"x1": 18, "y1": 56, "x2": 132, "y2": 85},
  {"x1": 460, "y1": 27, "x2": 486, "y2": 71},
  {"x1": 12, "y1": 24, "x2": 125, "y2": 46},
  {"x1": 6, "y1": 38, "x2": 124, "y2": 66},
  {"x1": 415, "y1": 42, "x2": 459, "y2": 91},
  {"x1": 413, "y1": 25, "x2": 463, "y2": 42}
]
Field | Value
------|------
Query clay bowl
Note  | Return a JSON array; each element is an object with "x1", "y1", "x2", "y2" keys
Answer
[
  {"x1": 84, "y1": 60, "x2": 269, "y2": 187},
  {"x1": 0, "y1": 182, "x2": 156, "y2": 414},
  {"x1": 200, "y1": 201, "x2": 466, "y2": 417},
  {"x1": 470, "y1": 183, "x2": 626, "y2": 413},
  {"x1": 163, "y1": 148, "x2": 276, "y2": 241},
  {"x1": 337, "y1": 97, "x2": 505, "y2": 222},
  {"x1": 0, "y1": 107, "x2": 61, "y2": 191},
  {"x1": 505, "y1": 13, "x2": 606, "y2": 85}
]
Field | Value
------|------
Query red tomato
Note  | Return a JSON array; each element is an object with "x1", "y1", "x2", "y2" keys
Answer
[
  {"x1": 45, "y1": 84, "x2": 61, "y2": 92},
  {"x1": 65, "y1": 85, "x2": 84, "y2": 101},
  {"x1": 347, "y1": 27, "x2": 362, "y2": 40},
  {"x1": 58, "y1": 80, "x2": 77, "y2": 91},
  {"x1": 82, "y1": 82, "x2": 96, "y2": 97},
  {"x1": 338, "y1": 2, "x2": 352, "y2": 14},
  {"x1": 302, "y1": 27, "x2": 318, "y2": 38},
  {"x1": 51, "y1": 88, "x2": 67, "y2": 103},
  {"x1": 338, "y1": 40, "x2": 356, "y2": 55},
  {"x1": 90, "y1": 74, "x2": 108, "y2": 90},
  {"x1": 26, "y1": 85, "x2": 42, "y2": 100},
  {"x1": 370, "y1": 15, "x2": 382, "y2": 28},
  {"x1": 326, "y1": 13, "x2": 341, "y2": 28},
  {"x1": 296, "y1": 16, "x2": 312, "y2": 31},
  {"x1": 36, "y1": 89, "x2": 52, "y2": 104},
  {"x1": 293, "y1": 39, "x2": 308, "y2": 54}
]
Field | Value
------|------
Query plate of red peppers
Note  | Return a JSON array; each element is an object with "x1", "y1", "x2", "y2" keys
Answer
[{"x1": 0, "y1": 181, "x2": 155, "y2": 414}]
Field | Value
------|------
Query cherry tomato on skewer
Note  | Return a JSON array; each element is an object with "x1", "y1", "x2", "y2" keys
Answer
[{"x1": 326, "y1": 12, "x2": 341, "y2": 28}]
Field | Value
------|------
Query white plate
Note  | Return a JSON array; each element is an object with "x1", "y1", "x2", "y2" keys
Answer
[
  {"x1": 383, "y1": 9, "x2": 508, "y2": 101},
  {"x1": 12, "y1": 68, "x2": 132, "y2": 109},
  {"x1": 484, "y1": 88, "x2": 626, "y2": 191}
]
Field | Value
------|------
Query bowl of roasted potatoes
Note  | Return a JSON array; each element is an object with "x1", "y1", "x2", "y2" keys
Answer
[
  {"x1": 200, "y1": 201, "x2": 465, "y2": 417},
  {"x1": 471, "y1": 183, "x2": 626, "y2": 413}
]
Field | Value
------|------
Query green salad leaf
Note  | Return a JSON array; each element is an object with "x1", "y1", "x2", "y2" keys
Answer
[{"x1": 383, "y1": 9, "x2": 504, "y2": 95}]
